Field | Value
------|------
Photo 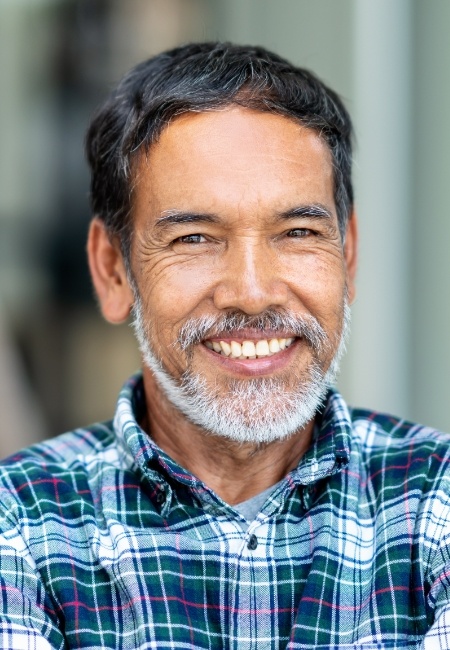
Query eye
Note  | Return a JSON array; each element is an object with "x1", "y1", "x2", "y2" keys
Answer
[
  {"x1": 286, "y1": 228, "x2": 312, "y2": 238},
  {"x1": 174, "y1": 234, "x2": 206, "y2": 244}
]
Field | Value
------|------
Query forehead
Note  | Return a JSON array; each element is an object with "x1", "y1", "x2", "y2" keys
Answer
[{"x1": 132, "y1": 107, "x2": 335, "y2": 222}]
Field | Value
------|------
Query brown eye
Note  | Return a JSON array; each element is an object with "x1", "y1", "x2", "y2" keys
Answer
[
  {"x1": 287, "y1": 228, "x2": 310, "y2": 238},
  {"x1": 176, "y1": 234, "x2": 206, "y2": 244}
]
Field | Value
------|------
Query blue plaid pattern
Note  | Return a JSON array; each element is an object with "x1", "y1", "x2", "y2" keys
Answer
[{"x1": 0, "y1": 372, "x2": 450, "y2": 648}]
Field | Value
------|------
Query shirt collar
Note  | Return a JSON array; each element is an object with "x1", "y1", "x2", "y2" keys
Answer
[
  {"x1": 113, "y1": 372, "x2": 352, "y2": 490},
  {"x1": 113, "y1": 372, "x2": 206, "y2": 490},
  {"x1": 289, "y1": 389, "x2": 352, "y2": 485}
]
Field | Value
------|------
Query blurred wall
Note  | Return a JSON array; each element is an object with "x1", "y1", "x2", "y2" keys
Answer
[
  {"x1": 0, "y1": 0, "x2": 449, "y2": 455},
  {"x1": 411, "y1": 2, "x2": 450, "y2": 429}
]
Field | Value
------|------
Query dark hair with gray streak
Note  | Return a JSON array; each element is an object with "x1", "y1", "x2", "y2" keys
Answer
[{"x1": 86, "y1": 42, "x2": 353, "y2": 264}]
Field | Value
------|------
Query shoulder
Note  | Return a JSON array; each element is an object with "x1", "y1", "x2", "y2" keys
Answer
[
  {"x1": 349, "y1": 406, "x2": 450, "y2": 451},
  {"x1": 0, "y1": 421, "x2": 121, "y2": 519},
  {"x1": 0, "y1": 419, "x2": 117, "y2": 472},
  {"x1": 347, "y1": 405, "x2": 450, "y2": 495}
]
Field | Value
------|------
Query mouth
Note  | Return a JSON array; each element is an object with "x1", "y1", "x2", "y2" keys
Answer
[{"x1": 203, "y1": 336, "x2": 297, "y2": 360}]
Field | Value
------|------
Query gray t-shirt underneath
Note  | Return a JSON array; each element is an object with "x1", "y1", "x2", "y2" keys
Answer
[{"x1": 233, "y1": 481, "x2": 283, "y2": 529}]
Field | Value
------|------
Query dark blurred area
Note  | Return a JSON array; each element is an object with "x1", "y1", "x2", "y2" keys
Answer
[{"x1": 0, "y1": 0, "x2": 211, "y2": 450}]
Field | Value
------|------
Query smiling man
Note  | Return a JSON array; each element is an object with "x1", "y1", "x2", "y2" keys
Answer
[
  {"x1": 90, "y1": 104, "x2": 354, "y2": 502},
  {"x1": 1, "y1": 43, "x2": 450, "y2": 649}
]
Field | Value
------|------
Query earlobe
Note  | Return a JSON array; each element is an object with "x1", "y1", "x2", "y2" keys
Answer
[
  {"x1": 87, "y1": 218, "x2": 134, "y2": 323},
  {"x1": 344, "y1": 211, "x2": 358, "y2": 304}
]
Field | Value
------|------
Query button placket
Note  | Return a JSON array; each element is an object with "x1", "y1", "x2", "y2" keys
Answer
[
  {"x1": 230, "y1": 520, "x2": 273, "y2": 646},
  {"x1": 151, "y1": 482, "x2": 172, "y2": 515}
]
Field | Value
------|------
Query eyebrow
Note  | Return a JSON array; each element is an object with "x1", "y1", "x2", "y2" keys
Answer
[
  {"x1": 153, "y1": 204, "x2": 333, "y2": 230},
  {"x1": 154, "y1": 210, "x2": 220, "y2": 230},
  {"x1": 277, "y1": 204, "x2": 333, "y2": 221}
]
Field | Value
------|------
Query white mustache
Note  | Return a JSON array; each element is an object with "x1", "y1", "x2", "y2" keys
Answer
[{"x1": 176, "y1": 309, "x2": 329, "y2": 355}]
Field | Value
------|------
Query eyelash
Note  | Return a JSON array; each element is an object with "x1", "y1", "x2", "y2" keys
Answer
[
  {"x1": 173, "y1": 228, "x2": 315, "y2": 245},
  {"x1": 175, "y1": 234, "x2": 206, "y2": 244},
  {"x1": 286, "y1": 228, "x2": 313, "y2": 238}
]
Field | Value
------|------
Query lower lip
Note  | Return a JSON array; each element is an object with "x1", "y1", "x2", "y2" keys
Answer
[{"x1": 200, "y1": 339, "x2": 301, "y2": 376}]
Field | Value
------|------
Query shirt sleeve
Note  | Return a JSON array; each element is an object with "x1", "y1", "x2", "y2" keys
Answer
[
  {"x1": 422, "y1": 520, "x2": 450, "y2": 649},
  {"x1": 422, "y1": 605, "x2": 450, "y2": 649},
  {"x1": 0, "y1": 521, "x2": 66, "y2": 649}
]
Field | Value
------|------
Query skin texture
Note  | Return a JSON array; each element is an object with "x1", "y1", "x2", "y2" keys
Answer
[{"x1": 88, "y1": 107, "x2": 358, "y2": 504}]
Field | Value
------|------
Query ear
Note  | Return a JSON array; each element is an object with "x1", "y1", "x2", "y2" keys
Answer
[
  {"x1": 343, "y1": 211, "x2": 358, "y2": 304},
  {"x1": 87, "y1": 218, "x2": 134, "y2": 323}
]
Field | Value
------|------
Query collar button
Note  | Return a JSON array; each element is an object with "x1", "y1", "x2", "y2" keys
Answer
[{"x1": 156, "y1": 491, "x2": 166, "y2": 505}]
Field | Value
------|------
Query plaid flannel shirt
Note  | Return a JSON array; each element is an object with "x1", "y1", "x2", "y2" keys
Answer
[{"x1": 1, "y1": 373, "x2": 450, "y2": 649}]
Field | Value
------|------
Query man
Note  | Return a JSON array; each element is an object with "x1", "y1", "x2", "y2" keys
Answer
[{"x1": 0, "y1": 42, "x2": 448, "y2": 649}]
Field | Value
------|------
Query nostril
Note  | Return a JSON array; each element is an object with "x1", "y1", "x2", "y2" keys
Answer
[{"x1": 213, "y1": 281, "x2": 289, "y2": 315}]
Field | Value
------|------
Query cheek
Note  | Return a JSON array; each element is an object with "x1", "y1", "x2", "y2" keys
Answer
[
  {"x1": 143, "y1": 262, "x2": 214, "y2": 339},
  {"x1": 286, "y1": 255, "x2": 347, "y2": 318},
  {"x1": 289, "y1": 256, "x2": 345, "y2": 294},
  {"x1": 143, "y1": 264, "x2": 216, "y2": 377}
]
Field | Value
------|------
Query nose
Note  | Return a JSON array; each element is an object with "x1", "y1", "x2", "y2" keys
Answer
[{"x1": 213, "y1": 238, "x2": 289, "y2": 314}]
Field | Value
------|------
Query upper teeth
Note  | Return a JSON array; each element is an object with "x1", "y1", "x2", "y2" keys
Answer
[{"x1": 204, "y1": 337, "x2": 295, "y2": 359}]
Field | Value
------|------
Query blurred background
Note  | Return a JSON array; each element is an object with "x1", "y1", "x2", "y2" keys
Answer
[{"x1": 0, "y1": 0, "x2": 448, "y2": 455}]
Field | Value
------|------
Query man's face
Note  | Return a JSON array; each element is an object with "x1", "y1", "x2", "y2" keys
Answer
[{"x1": 127, "y1": 107, "x2": 356, "y2": 442}]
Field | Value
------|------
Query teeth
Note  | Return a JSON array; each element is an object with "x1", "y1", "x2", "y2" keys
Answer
[
  {"x1": 205, "y1": 336, "x2": 296, "y2": 359},
  {"x1": 268, "y1": 338, "x2": 280, "y2": 353},
  {"x1": 220, "y1": 341, "x2": 231, "y2": 356},
  {"x1": 255, "y1": 340, "x2": 270, "y2": 356},
  {"x1": 241, "y1": 340, "x2": 256, "y2": 357},
  {"x1": 230, "y1": 341, "x2": 242, "y2": 358}
]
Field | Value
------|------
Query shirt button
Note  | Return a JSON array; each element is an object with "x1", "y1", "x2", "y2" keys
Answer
[
  {"x1": 156, "y1": 491, "x2": 166, "y2": 504},
  {"x1": 247, "y1": 534, "x2": 258, "y2": 550}
]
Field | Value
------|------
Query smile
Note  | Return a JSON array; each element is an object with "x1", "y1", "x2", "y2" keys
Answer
[{"x1": 204, "y1": 337, "x2": 296, "y2": 359}]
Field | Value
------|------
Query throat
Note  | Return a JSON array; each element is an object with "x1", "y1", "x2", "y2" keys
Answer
[{"x1": 143, "y1": 365, "x2": 314, "y2": 503}]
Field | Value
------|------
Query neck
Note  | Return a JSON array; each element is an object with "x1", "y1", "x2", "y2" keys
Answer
[{"x1": 142, "y1": 368, "x2": 314, "y2": 505}]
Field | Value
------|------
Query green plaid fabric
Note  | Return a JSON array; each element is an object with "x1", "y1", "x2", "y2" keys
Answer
[{"x1": 1, "y1": 372, "x2": 450, "y2": 649}]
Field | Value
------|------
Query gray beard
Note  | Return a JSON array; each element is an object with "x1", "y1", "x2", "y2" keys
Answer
[{"x1": 132, "y1": 301, "x2": 350, "y2": 445}]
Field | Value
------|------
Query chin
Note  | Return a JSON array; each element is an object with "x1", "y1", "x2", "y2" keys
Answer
[
  {"x1": 132, "y1": 297, "x2": 350, "y2": 445},
  {"x1": 142, "y1": 346, "x2": 332, "y2": 444}
]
